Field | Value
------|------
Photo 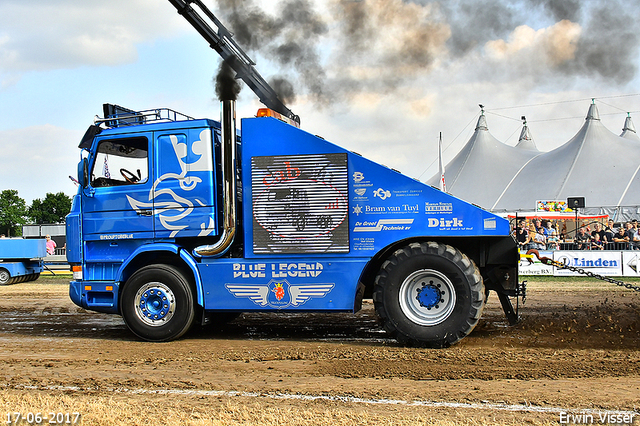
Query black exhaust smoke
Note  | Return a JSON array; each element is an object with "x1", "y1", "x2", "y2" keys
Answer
[{"x1": 215, "y1": 58, "x2": 242, "y2": 101}]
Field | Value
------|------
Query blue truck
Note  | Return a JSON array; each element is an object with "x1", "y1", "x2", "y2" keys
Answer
[
  {"x1": 0, "y1": 238, "x2": 46, "y2": 285},
  {"x1": 65, "y1": 0, "x2": 520, "y2": 347}
]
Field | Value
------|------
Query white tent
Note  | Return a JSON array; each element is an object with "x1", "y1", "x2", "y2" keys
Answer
[
  {"x1": 492, "y1": 103, "x2": 640, "y2": 216},
  {"x1": 427, "y1": 110, "x2": 539, "y2": 209}
]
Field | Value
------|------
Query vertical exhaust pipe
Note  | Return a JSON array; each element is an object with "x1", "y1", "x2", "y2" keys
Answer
[{"x1": 194, "y1": 100, "x2": 237, "y2": 257}]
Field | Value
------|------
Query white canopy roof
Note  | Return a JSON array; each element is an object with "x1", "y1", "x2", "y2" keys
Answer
[
  {"x1": 428, "y1": 103, "x2": 640, "y2": 219},
  {"x1": 492, "y1": 103, "x2": 640, "y2": 211},
  {"x1": 427, "y1": 111, "x2": 539, "y2": 209}
]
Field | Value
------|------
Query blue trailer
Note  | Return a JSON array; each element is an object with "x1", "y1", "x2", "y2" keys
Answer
[
  {"x1": 65, "y1": 0, "x2": 521, "y2": 347},
  {"x1": 0, "y1": 238, "x2": 46, "y2": 285}
]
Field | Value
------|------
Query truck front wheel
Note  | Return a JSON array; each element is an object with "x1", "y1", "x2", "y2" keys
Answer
[
  {"x1": 0, "y1": 268, "x2": 11, "y2": 285},
  {"x1": 121, "y1": 264, "x2": 195, "y2": 342},
  {"x1": 374, "y1": 242, "x2": 484, "y2": 348}
]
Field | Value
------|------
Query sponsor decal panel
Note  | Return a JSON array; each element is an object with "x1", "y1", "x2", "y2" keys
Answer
[
  {"x1": 484, "y1": 218, "x2": 497, "y2": 230},
  {"x1": 425, "y1": 202, "x2": 453, "y2": 214},
  {"x1": 353, "y1": 219, "x2": 414, "y2": 232},
  {"x1": 426, "y1": 217, "x2": 473, "y2": 231}
]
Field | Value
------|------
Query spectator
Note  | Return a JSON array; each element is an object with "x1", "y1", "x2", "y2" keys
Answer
[
  {"x1": 534, "y1": 219, "x2": 544, "y2": 235},
  {"x1": 612, "y1": 226, "x2": 630, "y2": 249},
  {"x1": 543, "y1": 220, "x2": 554, "y2": 238},
  {"x1": 591, "y1": 233, "x2": 605, "y2": 250},
  {"x1": 625, "y1": 222, "x2": 639, "y2": 250},
  {"x1": 45, "y1": 235, "x2": 57, "y2": 255},
  {"x1": 591, "y1": 222, "x2": 607, "y2": 244},
  {"x1": 547, "y1": 224, "x2": 560, "y2": 250},
  {"x1": 575, "y1": 227, "x2": 591, "y2": 250},
  {"x1": 530, "y1": 226, "x2": 546, "y2": 250},
  {"x1": 515, "y1": 220, "x2": 531, "y2": 250},
  {"x1": 559, "y1": 222, "x2": 568, "y2": 242},
  {"x1": 604, "y1": 219, "x2": 616, "y2": 243}
]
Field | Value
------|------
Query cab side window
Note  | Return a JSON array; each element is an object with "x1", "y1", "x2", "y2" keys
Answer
[{"x1": 91, "y1": 137, "x2": 149, "y2": 187}]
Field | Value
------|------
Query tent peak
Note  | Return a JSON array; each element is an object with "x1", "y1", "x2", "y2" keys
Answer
[
  {"x1": 623, "y1": 113, "x2": 636, "y2": 134},
  {"x1": 515, "y1": 116, "x2": 539, "y2": 151},
  {"x1": 476, "y1": 105, "x2": 488, "y2": 131},
  {"x1": 621, "y1": 113, "x2": 639, "y2": 141},
  {"x1": 586, "y1": 101, "x2": 600, "y2": 121}
]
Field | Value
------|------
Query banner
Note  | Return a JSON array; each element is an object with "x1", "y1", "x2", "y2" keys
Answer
[
  {"x1": 518, "y1": 250, "x2": 554, "y2": 275},
  {"x1": 536, "y1": 200, "x2": 572, "y2": 213},
  {"x1": 622, "y1": 252, "x2": 640, "y2": 277},
  {"x1": 553, "y1": 251, "x2": 623, "y2": 276}
]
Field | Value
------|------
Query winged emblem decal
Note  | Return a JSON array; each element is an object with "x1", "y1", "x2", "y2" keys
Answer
[{"x1": 225, "y1": 280, "x2": 334, "y2": 309}]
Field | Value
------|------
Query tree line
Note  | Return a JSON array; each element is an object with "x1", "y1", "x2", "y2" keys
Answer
[{"x1": 0, "y1": 190, "x2": 72, "y2": 237}]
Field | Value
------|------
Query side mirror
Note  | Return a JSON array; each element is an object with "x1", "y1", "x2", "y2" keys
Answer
[{"x1": 78, "y1": 158, "x2": 89, "y2": 187}]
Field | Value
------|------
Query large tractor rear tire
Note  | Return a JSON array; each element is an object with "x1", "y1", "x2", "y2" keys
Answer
[{"x1": 373, "y1": 242, "x2": 484, "y2": 348}]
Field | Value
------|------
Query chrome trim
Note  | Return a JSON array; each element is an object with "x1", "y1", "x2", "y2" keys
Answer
[{"x1": 194, "y1": 100, "x2": 237, "y2": 257}]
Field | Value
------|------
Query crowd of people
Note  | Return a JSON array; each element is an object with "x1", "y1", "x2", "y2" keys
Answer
[{"x1": 513, "y1": 218, "x2": 640, "y2": 251}]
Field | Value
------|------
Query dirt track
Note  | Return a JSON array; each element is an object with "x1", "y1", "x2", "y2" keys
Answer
[{"x1": 0, "y1": 276, "x2": 639, "y2": 425}]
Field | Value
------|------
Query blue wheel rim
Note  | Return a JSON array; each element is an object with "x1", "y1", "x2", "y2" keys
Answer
[{"x1": 134, "y1": 282, "x2": 176, "y2": 326}]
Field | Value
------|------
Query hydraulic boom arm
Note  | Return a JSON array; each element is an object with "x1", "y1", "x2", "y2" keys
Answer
[{"x1": 169, "y1": 0, "x2": 300, "y2": 124}]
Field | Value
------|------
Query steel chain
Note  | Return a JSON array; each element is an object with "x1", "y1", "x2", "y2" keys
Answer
[{"x1": 543, "y1": 258, "x2": 640, "y2": 293}]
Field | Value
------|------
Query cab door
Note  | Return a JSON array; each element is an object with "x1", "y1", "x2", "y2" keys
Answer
[{"x1": 153, "y1": 127, "x2": 218, "y2": 238}]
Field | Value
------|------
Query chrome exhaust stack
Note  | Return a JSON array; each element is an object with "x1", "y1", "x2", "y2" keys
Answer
[{"x1": 194, "y1": 100, "x2": 237, "y2": 257}]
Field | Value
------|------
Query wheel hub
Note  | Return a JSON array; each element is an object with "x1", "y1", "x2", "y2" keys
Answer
[
  {"x1": 134, "y1": 282, "x2": 176, "y2": 326},
  {"x1": 416, "y1": 283, "x2": 443, "y2": 309},
  {"x1": 399, "y1": 269, "x2": 456, "y2": 326}
]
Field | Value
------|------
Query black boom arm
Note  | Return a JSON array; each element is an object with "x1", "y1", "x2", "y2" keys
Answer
[{"x1": 168, "y1": 0, "x2": 300, "y2": 124}]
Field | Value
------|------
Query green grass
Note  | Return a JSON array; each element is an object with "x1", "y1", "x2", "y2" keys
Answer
[{"x1": 36, "y1": 275, "x2": 72, "y2": 284}]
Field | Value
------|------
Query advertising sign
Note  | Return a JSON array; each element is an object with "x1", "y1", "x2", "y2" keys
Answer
[
  {"x1": 536, "y1": 200, "x2": 572, "y2": 212},
  {"x1": 518, "y1": 250, "x2": 554, "y2": 275},
  {"x1": 622, "y1": 252, "x2": 640, "y2": 277},
  {"x1": 553, "y1": 251, "x2": 623, "y2": 276}
]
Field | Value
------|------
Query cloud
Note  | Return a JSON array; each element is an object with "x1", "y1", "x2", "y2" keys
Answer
[
  {"x1": 0, "y1": 125, "x2": 82, "y2": 203},
  {"x1": 0, "y1": 0, "x2": 185, "y2": 75},
  {"x1": 482, "y1": 19, "x2": 582, "y2": 84}
]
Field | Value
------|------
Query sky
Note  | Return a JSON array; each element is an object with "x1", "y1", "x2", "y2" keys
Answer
[{"x1": 1, "y1": 0, "x2": 640, "y2": 203}]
